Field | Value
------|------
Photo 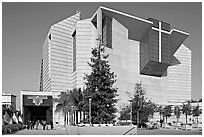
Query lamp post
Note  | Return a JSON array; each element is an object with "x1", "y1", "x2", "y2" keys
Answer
[
  {"x1": 89, "y1": 96, "x2": 92, "y2": 126},
  {"x1": 128, "y1": 99, "x2": 133, "y2": 125}
]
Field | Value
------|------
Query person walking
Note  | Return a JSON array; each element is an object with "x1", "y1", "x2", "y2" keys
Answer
[
  {"x1": 31, "y1": 121, "x2": 35, "y2": 129},
  {"x1": 50, "y1": 121, "x2": 53, "y2": 130},
  {"x1": 160, "y1": 119, "x2": 163, "y2": 128},
  {"x1": 35, "y1": 120, "x2": 39, "y2": 130},
  {"x1": 46, "y1": 121, "x2": 49, "y2": 130},
  {"x1": 42, "y1": 120, "x2": 46, "y2": 130},
  {"x1": 27, "y1": 120, "x2": 31, "y2": 130}
]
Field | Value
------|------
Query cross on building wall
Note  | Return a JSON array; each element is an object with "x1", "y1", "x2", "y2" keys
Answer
[{"x1": 151, "y1": 21, "x2": 170, "y2": 62}]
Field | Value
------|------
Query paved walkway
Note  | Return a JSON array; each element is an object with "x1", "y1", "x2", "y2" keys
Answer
[
  {"x1": 12, "y1": 125, "x2": 68, "y2": 135},
  {"x1": 11, "y1": 125, "x2": 202, "y2": 135},
  {"x1": 65, "y1": 125, "x2": 137, "y2": 135},
  {"x1": 138, "y1": 128, "x2": 202, "y2": 135}
]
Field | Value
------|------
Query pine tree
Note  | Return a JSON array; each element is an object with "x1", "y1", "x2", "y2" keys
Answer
[{"x1": 83, "y1": 45, "x2": 118, "y2": 124}]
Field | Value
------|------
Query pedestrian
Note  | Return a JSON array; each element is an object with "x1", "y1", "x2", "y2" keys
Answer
[
  {"x1": 27, "y1": 120, "x2": 31, "y2": 130},
  {"x1": 31, "y1": 121, "x2": 35, "y2": 129},
  {"x1": 42, "y1": 120, "x2": 46, "y2": 130},
  {"x1": 160, "y1": 119, "x2": 163, "y2": 128},
  {"x1": 36, "y1": 120, "x2": 39, "y2": 130},
  {"x1": 50, "y1": 121, "x2": 53, "y2": 130},
  {"x1": 46, "y1": 121, "x2": 49, "y2": 130}
]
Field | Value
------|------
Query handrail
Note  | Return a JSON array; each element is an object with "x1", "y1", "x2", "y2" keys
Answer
[{"x1": 123, "y1": 126, "x2": 136, "y2": 135}]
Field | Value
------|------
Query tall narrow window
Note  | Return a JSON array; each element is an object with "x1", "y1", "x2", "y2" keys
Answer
[
  {"x1": 102, "y1": 16, "x2": 112, "y2": 48},
  {"x1": 72, "y1": 31, "x2": 76, "y2": 72}
]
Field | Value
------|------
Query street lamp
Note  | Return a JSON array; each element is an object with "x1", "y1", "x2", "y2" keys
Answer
[
  {"x1": 128, "y1": 99, "x2": 133, "y2": 125},
  {"x1": 88, "y1": 96, "x2": 92, "y2": 126}
]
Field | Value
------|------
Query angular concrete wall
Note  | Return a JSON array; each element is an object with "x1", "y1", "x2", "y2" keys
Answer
[
  {"x1": 167, "y1": 44, "x2": 191, "y2": 104},
  {"x1": 72, "y1": 19, "x2": 97, "y2": 89}
]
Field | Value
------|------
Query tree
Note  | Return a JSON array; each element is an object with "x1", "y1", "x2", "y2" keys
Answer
[
  {"x1": 69, "y1": 88, "x2": 85, "y2": 124},
  {"x1": 192, "y1": 105, "x2": 201, "y2": 123},
  {"x1": 118, "y1": 105, "x2": 131, "y2": 122},
  {"x1": 162, "y1": 105, "x2": 172, "y2": 124},
  {"x1": 83, "y1": 45, "x2": 118, "y2": 124},
  {"x1": 182, "y1": 101, "x2": 192, "y2": 125},
  {"x1": 54, "y1": 88, "x2": 84, "y2": 125},
  {"x1": 174, "y1": 106, "x2": 181, "y2": 129},
  {"x1": 127, "y1": 82, "x2": 156, "y2": 125},
  {"x1": 156, "y1": 105, "x2": 163, "y2": 120}
]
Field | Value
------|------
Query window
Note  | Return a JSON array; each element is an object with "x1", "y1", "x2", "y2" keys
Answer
[
  {"x1": 72, "y1": 31, "x2": 76, "y2": 72},
  {"x1": 102, "y1": 16, "x2": 112, "y2": 48}
]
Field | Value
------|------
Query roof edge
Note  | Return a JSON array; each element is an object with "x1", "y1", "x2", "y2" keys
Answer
[
  {"x1": 170, "y1": 28, "x2": 189, "y2": 36},
  {"x1": 99, "y1": 6, "x2": 153, "y2": 24}
]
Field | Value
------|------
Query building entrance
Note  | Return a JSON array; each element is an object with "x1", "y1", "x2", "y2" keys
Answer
[
  {"x1": 22, "y1": 93, "x2": 53, "y2": 124},
  {"x1": 23, "y1": 106, "x2": 52, "y2": 123}
]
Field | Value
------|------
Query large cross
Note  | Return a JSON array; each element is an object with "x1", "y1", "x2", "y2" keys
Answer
[
  {"x1": 28, "y1": 95, "x2": 48, "y2": 106},
  {"x1": 151, "y1": 22, "x2": 170, "y2": 62}
]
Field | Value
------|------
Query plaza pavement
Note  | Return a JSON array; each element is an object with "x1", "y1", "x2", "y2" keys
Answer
[
  {"x1": 12, "y1": 125, "x2": 202, "y2": 135},
  {"x1": 12, "y1": 125, "x2": 137, "y2": 135},
  {"x1": 12, "y1": 125, "x2": 68, "y2": 135},
  {"x1": 137, "y1": 128, "x2": 202, "y2": 135},
  {"x1": 65, "y1": 125, "x2": 137, "y2": 135}
]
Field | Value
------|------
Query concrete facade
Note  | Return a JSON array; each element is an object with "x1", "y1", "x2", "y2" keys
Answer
[
  {"x1": 42, "y1": 13, "x2": 80, "y2": 92},
  {"x1": 91, "y1": 6, "x2": 191, "y2": 106}
]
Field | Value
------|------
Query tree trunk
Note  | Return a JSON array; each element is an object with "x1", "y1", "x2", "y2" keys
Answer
[
  {"x1": 75, "y1": 110, "x2": 78, "y2": 124},
  {"x1": 64, "y1": 111, "x2": 66, "y2": 126},
  {"x1": 197, "y1": 116, "x2": 199, "y2": 123},
  {"x1": 79, "y1": 111, "x2": 81, "y2": 124},
  {"x1": 185, "y1": 114, "x2": 187, "y2": 131},
  {"x1": 176, "y1": 117, "x2": 178, "y2": 129},
  {"x1": 83, "y1": 111, "x2": 85, "y2": 124}
]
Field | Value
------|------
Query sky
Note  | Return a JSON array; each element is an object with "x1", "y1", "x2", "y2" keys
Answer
[{"x1": 2, "y1": 2, "x2": 202, "y2": 109}]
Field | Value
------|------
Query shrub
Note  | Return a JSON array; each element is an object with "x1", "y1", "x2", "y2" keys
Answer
[{"x1": 2, "y1": 124, "x2": 25, "y2": 135}]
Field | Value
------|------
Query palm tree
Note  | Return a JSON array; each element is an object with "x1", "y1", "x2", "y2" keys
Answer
[
  {"x1": 162, "y1": 105, "x2": 172, "y2": 125},
  {"x1": 69, "y1": 88, "x2": 84, "y2": 124},
  {"x1": 182, "y1": 101, "x2": 192, "y2": 125},
  {"x1": 54, "y1": 91, "x2": 73, "y2": 125},
  {"x1": 192, "y1": 105, "x2": 201, "y2": 123},
  {"x1": 54, "y1": 88, "x2": 85, "y2": 125},
  {"x1": 174, "y1": 106, "x2": 181, "y2": 129}
]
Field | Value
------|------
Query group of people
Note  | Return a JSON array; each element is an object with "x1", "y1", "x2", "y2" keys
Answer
[{"x1": 27, "y1": 120, "x2": 54, "y2": 130}]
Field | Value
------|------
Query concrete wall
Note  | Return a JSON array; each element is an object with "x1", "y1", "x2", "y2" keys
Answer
[
  {"x1": 103, "y1": 17, "x2": 191, "y2": 106},
  {"x1": 167, "y1": 44, "x2": 191, "y2": 104},
  {"x1": 72, "y1": 19, "x2": 97, "y2": 89},
  {"x1": 43, "y1": 13, "x2": 80, "y2": 92},
  {"x1": 104, "y1": 18, "x2": 140, "y2": 107}
]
